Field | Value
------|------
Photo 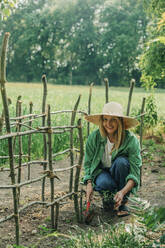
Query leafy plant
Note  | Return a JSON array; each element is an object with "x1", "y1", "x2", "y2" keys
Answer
[
  {"x1": 129, "y1": 197, "x2": 165, "y2": 246},
  {"x1": 132, "y1": 94, "x2": 158, "y2": 135}
]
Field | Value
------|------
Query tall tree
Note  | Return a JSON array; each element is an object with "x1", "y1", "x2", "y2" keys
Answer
[
  {"x1": 0, "y1": 0, "x2": 148, "y2": 86},
  {"x1": 140, "y1": 0, "x2": 165, "y2": 88},
  {"x1": 97, "y1": 0, "x2": 147, "y2": 86}
]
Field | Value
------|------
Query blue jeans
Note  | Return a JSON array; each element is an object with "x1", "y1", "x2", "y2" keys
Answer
[{"x1": 94, "y1": 157, "x2": 130, "y2": 196}]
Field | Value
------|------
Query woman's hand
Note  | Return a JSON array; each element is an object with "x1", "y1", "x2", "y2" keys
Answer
[
  {"x1": 86, "y1": 181, "x2": 93, "y2": 202},
  {"x1": 114, "y1": 190, "x2": 124, "y2": 209}
]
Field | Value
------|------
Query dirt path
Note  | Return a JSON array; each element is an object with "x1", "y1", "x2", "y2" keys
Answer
[{"x1": 0, "y1": 151, "x2": 165, "y2": 248}]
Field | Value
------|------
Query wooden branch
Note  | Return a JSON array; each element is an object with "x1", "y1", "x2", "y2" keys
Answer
[
  {"x1": 39, "y1": 125, "x2": 78, "y2": 130},
  {"x1": 17, "y1": 100, "x2": 22, "y2": 203},
  {"x1": 10, "y1": 113, "x2": 46, "y2": 121},
  {"x1": 126, "y1": 79, "x2": 135, "y2": 116},
  {"x1": 13, "y1": 97, "x2": 22, "y2": 154},
  {"x1": 104, "y1": 78, "x2": 109, "y2": 103},
  {"x1": 47, "y1": 105, "x2": 55, "y2": 228},
  {"x1": 0, "y1": 154, "x2": 28, "y2": 159},
  {"x1": 74, "y1": 118, "x2": 84, "y2": 222},
  {"x1": 0, "y1": 201, "x2": 48, "y2": 224},
  {"x1": 53, "y1": 163, "x2": 78, "y2": 172},
  {"x1": 0, "y1": 160, "x2": 47, "y2": 172},
  {"x1": 0, "y1": 98, "x2": 11, "y2": 133},
  {"x1": 0, "y1": 32, "x2": 20, "y2": 245},
  {"x1": 1, "y1": 127, "x2": 78, "y2": 140},
  {"x1": 87, "y1": 83, "x2": 94, "y2": 137},
  {"x1": 140, "y1": 97, "x2": 146, "y2": 187},
  {"x1": 69, "y1": 95, "x2": 81, "y2": 196},
  {"x1": 55, "y1": 203, "x2": 59, "y2": 230},
  {"x1": 9, "y1": 110, "x2": 87, "y2": 127},
  {"x1": 0, "y1": 129, "x2": 45, "y2": 140},
  {"x1": 50, "y1": 110, "x2": 87, "y2": 115},
  {"x1": 41, "y1": 74, "x2": 48, "y2": 201},
  {"x1": 28, "y1": 102, "x2": 33, "y2": 180},
  {"x1": 0, "y1": 175, "x2": 46, "y2": 189},
  {"x1": 46, "y1": 192, "x2": 74, "y2": 207}
]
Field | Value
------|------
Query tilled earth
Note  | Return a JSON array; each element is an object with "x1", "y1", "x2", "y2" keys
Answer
[{"x1": 0, "y1": 143, "x2": 165, "y2": 248}]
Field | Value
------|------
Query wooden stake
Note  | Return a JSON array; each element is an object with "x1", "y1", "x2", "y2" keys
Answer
[
  {"x1": 69, "y1": 95, "x2": 81, "y2": 196},
  {"x1": 0, "y1": 32, "x2": 20, "y2": 245},
  {"x1": 104, "y1": 78, "x2": 109, "y2": 103},
  {"x1": 87, "y1": 83, "x2": 94, "y2": 137},
  {"x1": 28, "y1": 101, "x2": 33, "y2": 180},
  {"x1": 41, "y1": 74, "x2": 47, "y2": 201},
  {"x1": 47, "y1": 105, "x2": 55, "y2": 229},
  {"x1": 17, "y1": 100, "x2": 22, "y2": 203},
  {"x1": 74, "y1": 118, "x2": 84, "y2": 222},
  {"x1": 140, "y1": 97, "x2": 145, "y2": 186},
  {"x1": 126, "y1": 79, "x2": 135, "y2": 116}
]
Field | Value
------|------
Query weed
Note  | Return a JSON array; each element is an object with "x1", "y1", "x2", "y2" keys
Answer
[{"x1": 38, "y1": 224, "x2": 53, "y2": 236}]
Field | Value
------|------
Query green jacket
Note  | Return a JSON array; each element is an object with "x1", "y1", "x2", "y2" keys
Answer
[{"x1": 83, "y1": 129, "x2": 142, "y2": 194}]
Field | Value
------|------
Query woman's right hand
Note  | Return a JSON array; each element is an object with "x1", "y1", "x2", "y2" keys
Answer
[{"x1": 86, "y1": 181, "x2": 93, "y2": 202}]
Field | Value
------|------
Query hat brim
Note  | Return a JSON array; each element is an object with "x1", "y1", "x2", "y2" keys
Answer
[{"x1": 85, "y1": 114, "x2": 139, "y2": 129}]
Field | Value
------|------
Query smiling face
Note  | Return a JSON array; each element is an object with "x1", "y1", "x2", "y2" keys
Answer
[{"x1": 102, "y1": 115, "x2": 118, "y2": 136}]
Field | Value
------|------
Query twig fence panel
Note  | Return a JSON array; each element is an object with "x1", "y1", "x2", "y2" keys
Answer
[
  {"x1": 0, "y1": 33, "x2": 85, "y2": 246},
  {"x1": 0, "y1": 32, "x2": 146, "y2": 246}
]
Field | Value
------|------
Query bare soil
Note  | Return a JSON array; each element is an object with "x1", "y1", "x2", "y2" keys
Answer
[{"x1": 0, "y1": 141, "x2": 165, "y2": 248}]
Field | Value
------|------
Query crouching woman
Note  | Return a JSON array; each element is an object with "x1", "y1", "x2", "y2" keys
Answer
[{"x1": 83, "y1": 102, "x2": 142, "y2": 217}]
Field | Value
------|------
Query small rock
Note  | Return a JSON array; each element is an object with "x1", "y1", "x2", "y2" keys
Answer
[{"x1": 32, "y1": 229, "x2": 37, "y2": 235}]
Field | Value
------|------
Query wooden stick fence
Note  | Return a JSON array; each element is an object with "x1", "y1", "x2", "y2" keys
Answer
[
  {"x1": 0, "y1": 33, "x2": 85, "y2": 246},
  {"x1": 0, "y1": 32, "x2": 146, "y2": 246}
]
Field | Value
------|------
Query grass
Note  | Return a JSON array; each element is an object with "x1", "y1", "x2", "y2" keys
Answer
[
  {"x1": 0, "y1": 82, "x2": 165, "y2": 162},
  {"x1": 0, "y1": 82, "x2": 164, "y2": 116},
  {"x1": 1, "y1": 82, "x2": 165, "y2": 248}
]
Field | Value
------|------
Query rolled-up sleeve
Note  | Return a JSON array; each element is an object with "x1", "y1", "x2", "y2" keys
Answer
[
  {"x1": 83, "y1": 133, "x2": 95, "y2": 184},
  {"x1": 126, "y1": 136, "x2": 142, "y2": 193}
]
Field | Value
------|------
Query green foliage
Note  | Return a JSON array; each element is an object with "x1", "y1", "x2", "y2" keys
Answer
[
  {"x1": 38, "y1": 225, "x2": 54, "y2": 236},
  {"x1": 0, "y1": 0, "x2": 147, "y2": 86},
  {"x1": 129, "y1": 197, "x2": 165, "y2": 246},
  {"x1": 55, "y1": 225, "x2": 147, "y2": 247},
  {"x1": 13, "y1": 245, "x2": 28, "y2": 248},
  {"x1": 143, "y1": 0, "x2": 165, "y2": 17},
  {"x1": 0, "y1": 0, "x2": 17, "y2": 20},
  {"x1": 139, "y1": 0, "x2": 165, "y2": 88},
  {"x1": 144, "y1": 94, "x2": 158, "y2": 129},
  {"x1": 132, "y1": 94, "x2": 158, "y2": 134}
]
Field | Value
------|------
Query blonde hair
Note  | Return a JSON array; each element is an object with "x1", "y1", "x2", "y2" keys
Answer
[{"x1": 99, "y1": 116, "x2": 125, "y2": 151}]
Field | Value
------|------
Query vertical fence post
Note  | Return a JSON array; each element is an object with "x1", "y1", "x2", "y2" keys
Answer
[
  {"x1": 47, "y1": 104, "x2": 55, "y2": 228},
  {"x1": 87, "y1": 83, "x2": 94, "y2": 137},
  {"x1": 13, "y1": 95, "x2": 21, "y2": 153},
  {"x1": 69, "y1": 95, "x2": 81, "y2": 196},
  {"x1": 0, "y1": 98, "x2": 11, "y2": 134},
  {"x1": 28, "y1": 101, "x2": 33, "y2": 180},
  {"x1": 126, "y1": 79, "x2": 135, "y2": 116},
  {"x1": 17, "y1": 100, "x2": 22, "y2": 203},
  {"x1": 55, "y1": 202, "x2": 60, "y2": 230},
  {"x1": 140, "y1": 97, "x2": 145, "y2": 186},
  {"x1": 74, "y1": 118, "x2": 84, "y2": 222},
  {"x1": 41, "y1": 74, "x2": 48, "y2": 201},
  {"x1": 0, "y1": 32, "x2": 20, "y2": 245},
  {"x1": 104, "y1": 78, "x2": 109, "y2": 103}
]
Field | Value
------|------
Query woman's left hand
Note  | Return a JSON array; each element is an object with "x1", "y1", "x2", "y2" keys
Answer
[{"x1": 114, "y1": 190, "x2": 124, "y2": 209}]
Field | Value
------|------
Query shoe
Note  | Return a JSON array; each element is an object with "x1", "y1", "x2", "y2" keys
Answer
[{"x1": 117, "y1": 204, "x2": 130, "y2": 217}]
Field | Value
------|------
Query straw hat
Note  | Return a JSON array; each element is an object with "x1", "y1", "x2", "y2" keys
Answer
[{"x1": 85, "y1": 102, "x2": 139, "y2": 129}]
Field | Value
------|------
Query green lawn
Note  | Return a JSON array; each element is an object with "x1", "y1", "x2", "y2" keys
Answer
[{"x1": 0, "y1": 82, "x2": 164, "y2": 117}]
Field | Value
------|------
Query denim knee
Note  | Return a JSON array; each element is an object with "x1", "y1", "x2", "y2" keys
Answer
[
  {"x1": 110, "y1": 157, "x2": 129, "y2": 174},
  {"x1": 94, "y1": 171, "x2": 117, "y2": 192}
]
